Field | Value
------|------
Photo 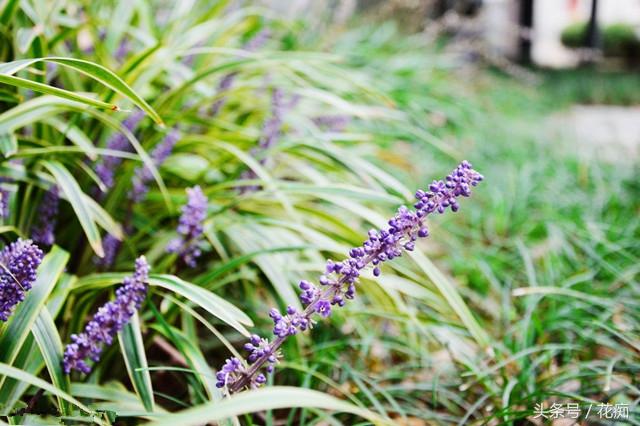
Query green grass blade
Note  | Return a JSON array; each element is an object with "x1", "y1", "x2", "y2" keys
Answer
[
  {"x1": 43, "y1": 117, "x2": 98, "y2": 160},
  {"x1": 149, "y1": 274, "x2": 253, "y2": 336},
  {"x1": 0, "y1": 132, "x2": 17, "y2": 157},
  {"x1": 146, "y1": 386, "x2": 390, "y2": 426},
  {"x1": 0, "y1": 363, "x2": 99, "y2": 420},
  {"x1": 118, "y1": 312, "x2": 155, "y2": 412},
  {"x1": 0, "y1": 74, "x2": 118, "y2": 110},
  {"x1": 0, "y1": 0, "x2": 21, "y2": 26},
  {"x1": 31, "y1": 308, "x2": 72, "y2": 416},
  {"x1": 149, "y1": 322, "x2": 219, "y2": 401},
  {"x1": 0, "y1": 95, "x2": 85, "y2": 132},
  {"x1": 409, "y1": 250, "x2": 492, "y2": 352},
  {"x1": 48, "y1": 57, "x2": 164, "y2": 125},
  {"x1": 84, "y1": 195, "x2": 124, "y2": 240},
  {"x1": 0, "y1": 57, "x2": 163, "y2": 124},
  {"x1": 42, "y1": 161, "x2": 104, "y2": 257},
  {"x1": 72, "y1": 273, "x2": 253, "y2": 335},
  {"x1": 0, "y1": 335, "x2": 44, "y2": 412}
]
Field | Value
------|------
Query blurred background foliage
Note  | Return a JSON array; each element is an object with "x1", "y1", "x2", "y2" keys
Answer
[{"x1": 0, "y1": 0, "x2": 638, "y2": 425}]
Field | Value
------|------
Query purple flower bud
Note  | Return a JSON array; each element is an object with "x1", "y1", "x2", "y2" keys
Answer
[
  {"x1": 299, "y1": 280, "x2": 320, "y2": 306},
  {"x1": 250, "y1": 334, "x2": 261, "y2": 345},
  {"x1": 271, "y1": 306, "x2": 309, "y2": 337},
  {"x1": 0, "y1": 239, "x2": 44, "y2": 321},
  {"x1": 215, "y1": 357, "x2": 244, "y2": 388},
  {"x1": 269, "y1": 308, "x2": 282, "y2": 320},
  {"x1": 63, "y1": 256, "x2": 149, "y2": 374},
  {"x1": 299, "y1": 280, "x2": 312, "y2": 290}
]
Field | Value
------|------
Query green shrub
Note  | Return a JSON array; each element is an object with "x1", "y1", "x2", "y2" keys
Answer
[
  {"x1": 602, "y1": 23, "x2": 640, "y2": 57},
  {"x1": 561, "y1": 21, "x2": 640, "y2": 58},
  {"x1": 560, "y1": 22, "x2": 588, "y2": 48}
]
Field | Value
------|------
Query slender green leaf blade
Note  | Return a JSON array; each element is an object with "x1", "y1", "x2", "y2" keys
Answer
[
  {"x1": 84, "y1": 195, "x2": 124, "y2": 240},
  {"x1": 0, "y1": 57, "x2": 163, "y2": 124},
  {"x1": 43, "y1": 161, "x2": 104, "y2": 257},
  {"x1": 48, "y1": 57, "x2": 164, "y2": 125},
  {"x1": 146, "y1": 386, "x2": 389, "y2": 426},
  {"x1": 0, "y1": 0, "x2": 21, "y2": 26},
  {"x1": 118, "y1": 313, "x2": 155, "y2": 412},
  {"x1": 409, "y1": 250, "x2": 491, "y2": 351},
  {"x1": 0, "y1": 133, "x2": 16, "y2": 157},
  {"x1": 32, "y1": 308, "x2": 72, "y2": 415},
  {"x1": 43, "y1": 117, "x2": 98, "y2": 160},
  {"x1": 0, "y1": 74, "x2": 117, "y2": 110},
  {"x1": 149, "y1": 275, "x2": 253, "y2": 336},
  {"x1": 0, "y1": 363, "x2": 96, "y2": 418}
]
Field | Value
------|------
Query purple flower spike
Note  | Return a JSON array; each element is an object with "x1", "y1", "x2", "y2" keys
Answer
[
  {"x1": 210, "y1": 29, "x2": 271, "y2": 116},
  {"x1": 217, "y1": 161, "x2": 483, "y2": 393},
  {"x1": 0, "y1": 239, "x2": 43, "y2": 322},
  {"x1": 210, "y1": 73, "x2": 239, "y2": 117},
  {"x1": 239, "y1": 89, "x2": 300, "y2": 193},
  {"x1": 94, "y1": 234, "x2": 122, "y2": 269},
  {"x1": 243, "y1": 28, "x2": 271, "y2": 52},
  {"x1": 115, "y1": 38, "x2": 131, "y2": 62},
  {"x1": 312, "y1": 115, "x2": 351, "y2": 132},
  {"x1": 167, "y1": 186, "x2": 208, "y2": 267},
  {"x1": 31, "y1": 186, "x2": 60, "y2": 246},
  {"x1": 129, "y1": 129, "x2": 179, "y2": 203},
  {"x1": 94, "y1": 110, "x2": 145, "y2": 191},
  {"x1": 63, "y1": 256, "x2": 149, "y2": 374}
]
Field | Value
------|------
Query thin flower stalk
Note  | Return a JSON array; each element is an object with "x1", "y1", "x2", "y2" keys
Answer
[{"x1": 216, "y1": 161, "x2": 484, "y2": 393}]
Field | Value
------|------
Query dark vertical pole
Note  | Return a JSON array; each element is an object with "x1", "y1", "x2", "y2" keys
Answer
[
  {"x1": 586, "y1": 0, "x2": 599, "y2": 49},
  {"x1": 518, "y1": 0, "x2": 534, "y2": 64}
]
